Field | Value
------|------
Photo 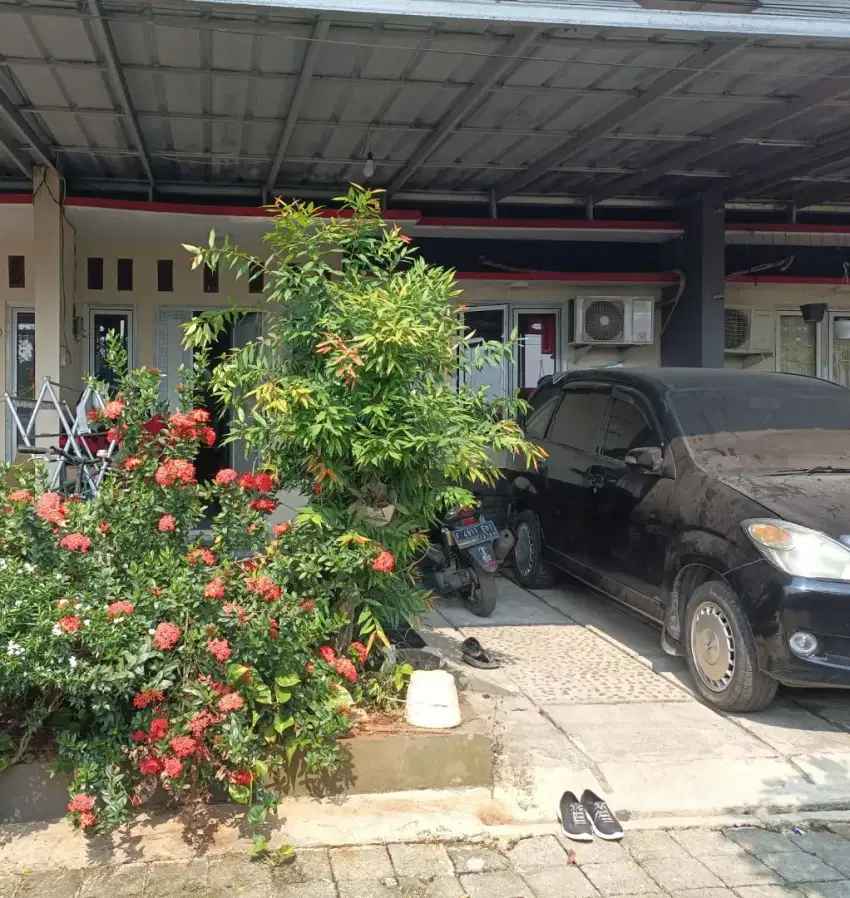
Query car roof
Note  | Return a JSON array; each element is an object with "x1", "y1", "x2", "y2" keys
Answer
[{"x1": 549, "y1": 367, "x2": 847, "y2": 396}]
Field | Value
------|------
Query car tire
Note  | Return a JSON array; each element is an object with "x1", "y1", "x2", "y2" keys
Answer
[
  {"x1": 683, "y1": 579, "x2": 778, "y2": 713},
  {"x1": 513, "y1": 510, "x2": 556, "y2": 589}
]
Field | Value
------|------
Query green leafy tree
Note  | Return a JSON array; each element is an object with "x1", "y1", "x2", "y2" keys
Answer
[{"x1": 183, "y1": 186, "x2": 544, "y2": 635}]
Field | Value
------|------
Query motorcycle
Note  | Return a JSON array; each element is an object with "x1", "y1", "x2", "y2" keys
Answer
[{"x1": 420, "y1": 504, "x2": 515, "y2": 617}]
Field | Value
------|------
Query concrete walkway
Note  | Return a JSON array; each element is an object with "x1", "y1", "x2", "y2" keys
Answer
[
  {"x1": 4, "y1": 824, "x2": 850, "y2": 897},
  {"x1": 422, "y1": 577, "x2": 850, "y2": 824}
]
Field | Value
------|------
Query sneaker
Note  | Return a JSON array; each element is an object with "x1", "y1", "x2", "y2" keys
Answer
[
  {"x1": 557, "y1": 791, "x2": 593, "y2": 842},
  {"x1": 580, "y1": 790, "x2": 624, "y2": 841}
]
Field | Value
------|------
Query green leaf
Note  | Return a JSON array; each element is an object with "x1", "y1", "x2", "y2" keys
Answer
[
  {"x1": 274, "y1": 685, "x2": 292, "y2": 704},
  {"x1": 228, "y1": 783, "x2": 251, "y2": 804},
  {"x1": 227, "y1": 663, "x2": 250, "y2": 684},
  {"x1": 274, "y1": 714, "x2": 294, "y2": 734},
  {"x1": 247, "y1": 804, "x2": 267, "y2": 826},
  {"x1": 253, "y1": 684, "x2": 273, "y2": 705},
  {"x1": 275, "y1": 673, "x2": 301, "y2": 688}
]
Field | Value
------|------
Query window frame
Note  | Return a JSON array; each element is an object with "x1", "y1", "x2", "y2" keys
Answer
[{"x1": 88, "y1": 307, "x2": 135, "y2": 382}]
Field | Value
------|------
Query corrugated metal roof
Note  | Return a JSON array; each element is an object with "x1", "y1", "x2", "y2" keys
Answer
[{"x1": 1, "y1": 0, "x2": 850, "y2": 208}]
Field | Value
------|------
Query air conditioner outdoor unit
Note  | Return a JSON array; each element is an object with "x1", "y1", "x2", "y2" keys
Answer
[
  {"x1": 724, "y1": 307, "x2": 774, "y2": 354},
  {"x1": 571, "y1": 297, "x2": 654, "y2": 345}
]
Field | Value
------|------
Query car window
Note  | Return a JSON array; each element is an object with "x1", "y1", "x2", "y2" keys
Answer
[
  {"x1": 602, "y1": 398, "x2": 659, "y2": 461},
  {"x1": 525, "y1": 388, "x2": 560, "y2": 439},
  {"x1": 549, "y1": 390, "x2": 609, "y2": 452}
]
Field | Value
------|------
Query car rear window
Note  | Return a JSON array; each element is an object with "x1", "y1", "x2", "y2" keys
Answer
[
  {"x1": 524, "y1": 386, "x2": 560, "y2": 439},
  {"x1": 670, "y1": 381, "x2": 850, "y2": 472}
]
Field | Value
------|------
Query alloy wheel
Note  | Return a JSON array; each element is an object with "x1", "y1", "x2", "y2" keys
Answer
[{"x1": 514, "y1": 522, "x2": 534, "y2": 577}]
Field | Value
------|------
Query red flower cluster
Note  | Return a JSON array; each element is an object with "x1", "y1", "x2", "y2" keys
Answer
[
  {"x1": 102, "y1": 399, "x2": 125, "y2": 420},
  {"x1": 59, "y1": 532, "x2": 91, "y2": 553},
  {"x1": 334, "y1": 658, "x2": 358, "y2": 683},
  {"x1": 167, "y1": 409, "x2": 215, "y2": 447},
  {"x1": 268, "y1": 618, "x2": 279, "y2": 640},
  {"x1": 299, "y1": 599, "x2": 316, "y2": 612},
  {"x1": 68, "y1": 793, "x2": 95, "y2": 813},
  {"x1": 188, "y1": 547, "x2": 216, "y2": 566},
  {"x1": 36, "y1": 492, "x2": 68, "y2": 525},
  {"x1": 152, "y1": 622, "x2": 180, "y2": 651},
  {"x1": 139, "y1": 757, "x2": 162, "y2": 776},
  {"x1": 320, "y1": 646, "x2": 336, "y2": 664},
  {"x1": 77, "y1": 812, "x2": 97, "y2": 831},
  {"x1": 162, "y1": 757, "x2": 183, "y2": 779},
  {"x1": 245, "y1": 576, "x2": 282, "y2": 602},
  {"x1": 204, "y1": 577, "x2": 226, "y2": 600},
  {"x1": 215, "y1": 468, "x2": 238, "y2": 486},
  {"x1": 86, "y1": 408, "x2": 101, "y2": 423},
  {"x1": 206, "y1": 638, "x2": 232, "y2": 663},
  {"x1": 371, "y1": 550, "x2": 395, "y2": 573},
  {"x1": 349, "y1": 641, "x2": 368, "y2": 664},
  {"x1": 273, "y1": 522, "x2": 291, "y2": 537},
  {"x1": 131, "y1": 730, "x2": 147, "y2": 743},
  {"x1": 58, "y1": 615, "x2": 81, "y2": 634},
  {"x1": 188, "y1": 710, "x2": 220, "y2": 739},
  {"x1": 99, "y1": 522, "x2": 110, "y2": 534},
  {"x1": 107, "y1": 426, "x2": 124, "y2": 445},
  {"x1": 169, "y1": 735, "x2": 197, "y2": 758},
  {"x1": 157, "y1": 514, "x2": 176, "y2": 532},
  {"x1": 132, "y1": 689, "x2": 164, "y2": 709},
  {"x1": 107, "y1": 600, "x2": 135, "y2": 619},
  {"x1": 123, "y1": 456, "x2": 143, "y2": 471},
  {"x1": 217, "y1": 693, "x2": 245, "y2": 714},
  {"x1": 223, "y1": 602, "x2": 249, "y2": 625},
  {"x1": 149, "y1": 717, "x2": 168, "y2": 740},
  {"x1": 230, "y1": 770, "x2": 252, "y2": 786},
  {"x1": 155, "y1": 458, "x2": 196, "y2": 487},
  {"x1": 8, "y1": 489, "x2": 32, "y2": 503},
  {"x1": 249, "y1": 497, "x2": 276, "y2": 514}
]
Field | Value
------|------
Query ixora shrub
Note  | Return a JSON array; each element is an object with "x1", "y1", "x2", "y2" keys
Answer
[
  {"x1": 183, "y1": 186, "x2": 544, "y2": 640},
  {"x1": 0, "y1": 350, "x2": 367, "y2": 840}
]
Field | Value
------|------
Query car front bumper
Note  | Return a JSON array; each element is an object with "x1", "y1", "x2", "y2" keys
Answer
[{"x1": 759, "y1": 574, "x2": 850, "y2": 687}]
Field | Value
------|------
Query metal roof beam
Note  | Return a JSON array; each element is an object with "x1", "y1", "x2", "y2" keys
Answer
[
  {"x1": 85, "y1": 0, "x2": 155, "y2": 188},
  {"x1": 266, "y1": 16, "x2": 329, "y2": 193},
  {"x1": 0, "y1": 85, "x2": 52, "y2": 170},
  {"x1": 387, "y1": 27, "x2": 538, "y2": 197},
  {"x1": 598, "y1": 62, "x2": 850, "y2": 200},
  {"x1": 718, "y1": 130, "x2": 850, "y2": 198},
  {"x1": 493, "y1": 40, "x2": 743, "y2": 202}
]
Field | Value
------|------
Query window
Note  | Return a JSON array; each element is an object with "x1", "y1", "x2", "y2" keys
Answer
[
  {"x1": 7, "y1": 255, "x2": 25, "y2": 289},
  {"x1": 548, "y1": 389, "x2": 609, "y2": 452},
  {"x1": 90, "y1": 310, "x2": 132, "y2": 388},
  {"x1": 117, "y1": 258, "x2": 133, "y2": 292},
  {"x1": 203, "y1": 263, "x2": 219, "y2": 294},
  {"x1": 515, "y1": 311, "x2": 558, "y2": 399},
  {"x1": 157, "y1": 259, "x2": 174, "y2": 292},
  {"x1": 525, "y1": 387, "x2": 560, "y2": 439},
  {"x1": 603, "y1": 398, "x2": 657, "y2": 460},
  {"x1": 248, "y1": 263, "x2": 264, "y2": 294},
  {"x1": 87, "y1": 257, "x2": 104, "y2": 291},
  {"x1": 777, "y1": 313, "x2": 817, "y2": 377},
  {"x1": 7, "y1": 309, "x2": 36, "y2": 457},
  {"x1": 462, "y1": 307, "x2": 507, "y2": 397}
]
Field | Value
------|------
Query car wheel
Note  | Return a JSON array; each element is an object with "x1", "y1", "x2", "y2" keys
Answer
[
  {"x1": 513, "y1": 510, "x2": 555, "y2": 589},
  {"x1": 684, "y1": 579, "x2": 778, "y2": 713}
]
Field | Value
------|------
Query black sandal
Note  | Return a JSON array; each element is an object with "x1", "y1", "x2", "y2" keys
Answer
[{"x1": 461, "y1": 637, "x2": 500, "y2": 669}]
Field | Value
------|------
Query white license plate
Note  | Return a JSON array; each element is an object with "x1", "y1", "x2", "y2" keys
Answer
[{"x1": 454, "y1": 521, "x2": 499, "y2": 548}]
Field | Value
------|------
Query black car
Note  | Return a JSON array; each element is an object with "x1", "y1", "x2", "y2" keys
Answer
[{"x1": 508, "y1": 367, "x2": 850, "y2": 712}]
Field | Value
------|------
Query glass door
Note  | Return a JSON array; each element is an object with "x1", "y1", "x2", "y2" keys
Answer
[
  {"x1": 6, "y1": 308, "x2": 36, "y2": 460},
  {"x1": 512, "y1": 308, "x2": 560, "y2": 399},
  {"x1": 775, "y1": 312, "x2": 818, "y2": 378},
  {"x1": 828, "y1": 311, "x2": 850, "y2": 386}
]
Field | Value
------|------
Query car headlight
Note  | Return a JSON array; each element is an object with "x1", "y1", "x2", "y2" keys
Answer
[{"x1": 743, "y1": 518, "x2": 850, "y2": 580}]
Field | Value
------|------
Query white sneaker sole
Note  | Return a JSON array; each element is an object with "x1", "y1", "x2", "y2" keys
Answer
[
  {"x1": 557, "y1": 812, "x2": 593, "y2": 842},
  {"x1": 588, "y1": 816, "x2": 624, "y2": 841}
]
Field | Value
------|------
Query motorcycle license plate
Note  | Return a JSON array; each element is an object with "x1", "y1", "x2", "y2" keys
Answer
[{"x1": 453, "y1": 520, "x2": 499, "y2": 549}]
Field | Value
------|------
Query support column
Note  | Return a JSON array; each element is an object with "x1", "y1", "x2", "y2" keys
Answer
[
  {"x1": 32, "y1": 166, "x2": 64, "y2": 442},
  {"x1": 660, "y1": 197, "x2": 725, "y2": 368}
]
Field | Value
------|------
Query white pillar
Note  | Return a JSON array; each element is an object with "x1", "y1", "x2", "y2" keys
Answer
[{"x1": 32, "y1": 166, "x2": 64, "y2": 443}]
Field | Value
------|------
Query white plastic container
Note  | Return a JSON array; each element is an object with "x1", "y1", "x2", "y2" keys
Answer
[{"x1": 405, "y1": 669, "x2": 462, "y2": 729}]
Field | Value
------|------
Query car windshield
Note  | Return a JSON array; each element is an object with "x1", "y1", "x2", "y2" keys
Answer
[{"x1": 669, "y1": 380, "x2": 850, "y2": 474}]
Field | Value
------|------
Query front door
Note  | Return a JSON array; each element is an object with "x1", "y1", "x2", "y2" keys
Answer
[{"x1": 586, "y1": 387, "x2": 672, "y2": 618}]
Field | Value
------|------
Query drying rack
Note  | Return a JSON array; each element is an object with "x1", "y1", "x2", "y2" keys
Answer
[{"x1": 4, "y1": 377, "x2": 116, "y2": 497}]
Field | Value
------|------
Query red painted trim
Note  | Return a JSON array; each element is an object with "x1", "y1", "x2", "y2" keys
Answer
[
  {"x1": 418, "y1": 217, "x2": 682, "y2": 231},
  {"x1": 728, "y1": 275, "x2": 850, "y2": 284},
  {"x1": 63, "y1": 195, "x2": 420, "y2": 220},
  {"x1": 455, "y1": 271, "x2": 678, "y2": 283},
  {"x1": 728, "y1": 223, "x2": 850, "y2": 235},
  {"x1": 0, "y1": 194, "x2": 32, "y2": 205}
]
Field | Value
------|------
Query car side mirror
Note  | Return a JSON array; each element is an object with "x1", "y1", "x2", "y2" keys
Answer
[{"x1": 625, "y1": 446, "x2": 663, "y2": 474}]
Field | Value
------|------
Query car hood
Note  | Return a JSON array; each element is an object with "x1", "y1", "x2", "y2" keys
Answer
[{"x1": 718, "y1": 471, "x2": 850, "y2": 541}]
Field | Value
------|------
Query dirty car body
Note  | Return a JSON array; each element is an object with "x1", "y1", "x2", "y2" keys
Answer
[{"x1": 508, "y1": 367, "x2": 850, "y2": 712}]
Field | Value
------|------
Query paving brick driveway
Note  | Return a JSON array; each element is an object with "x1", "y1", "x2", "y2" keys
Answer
[{"x1": 6, "y1": 825, "x2": 850, "y2": 897}]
